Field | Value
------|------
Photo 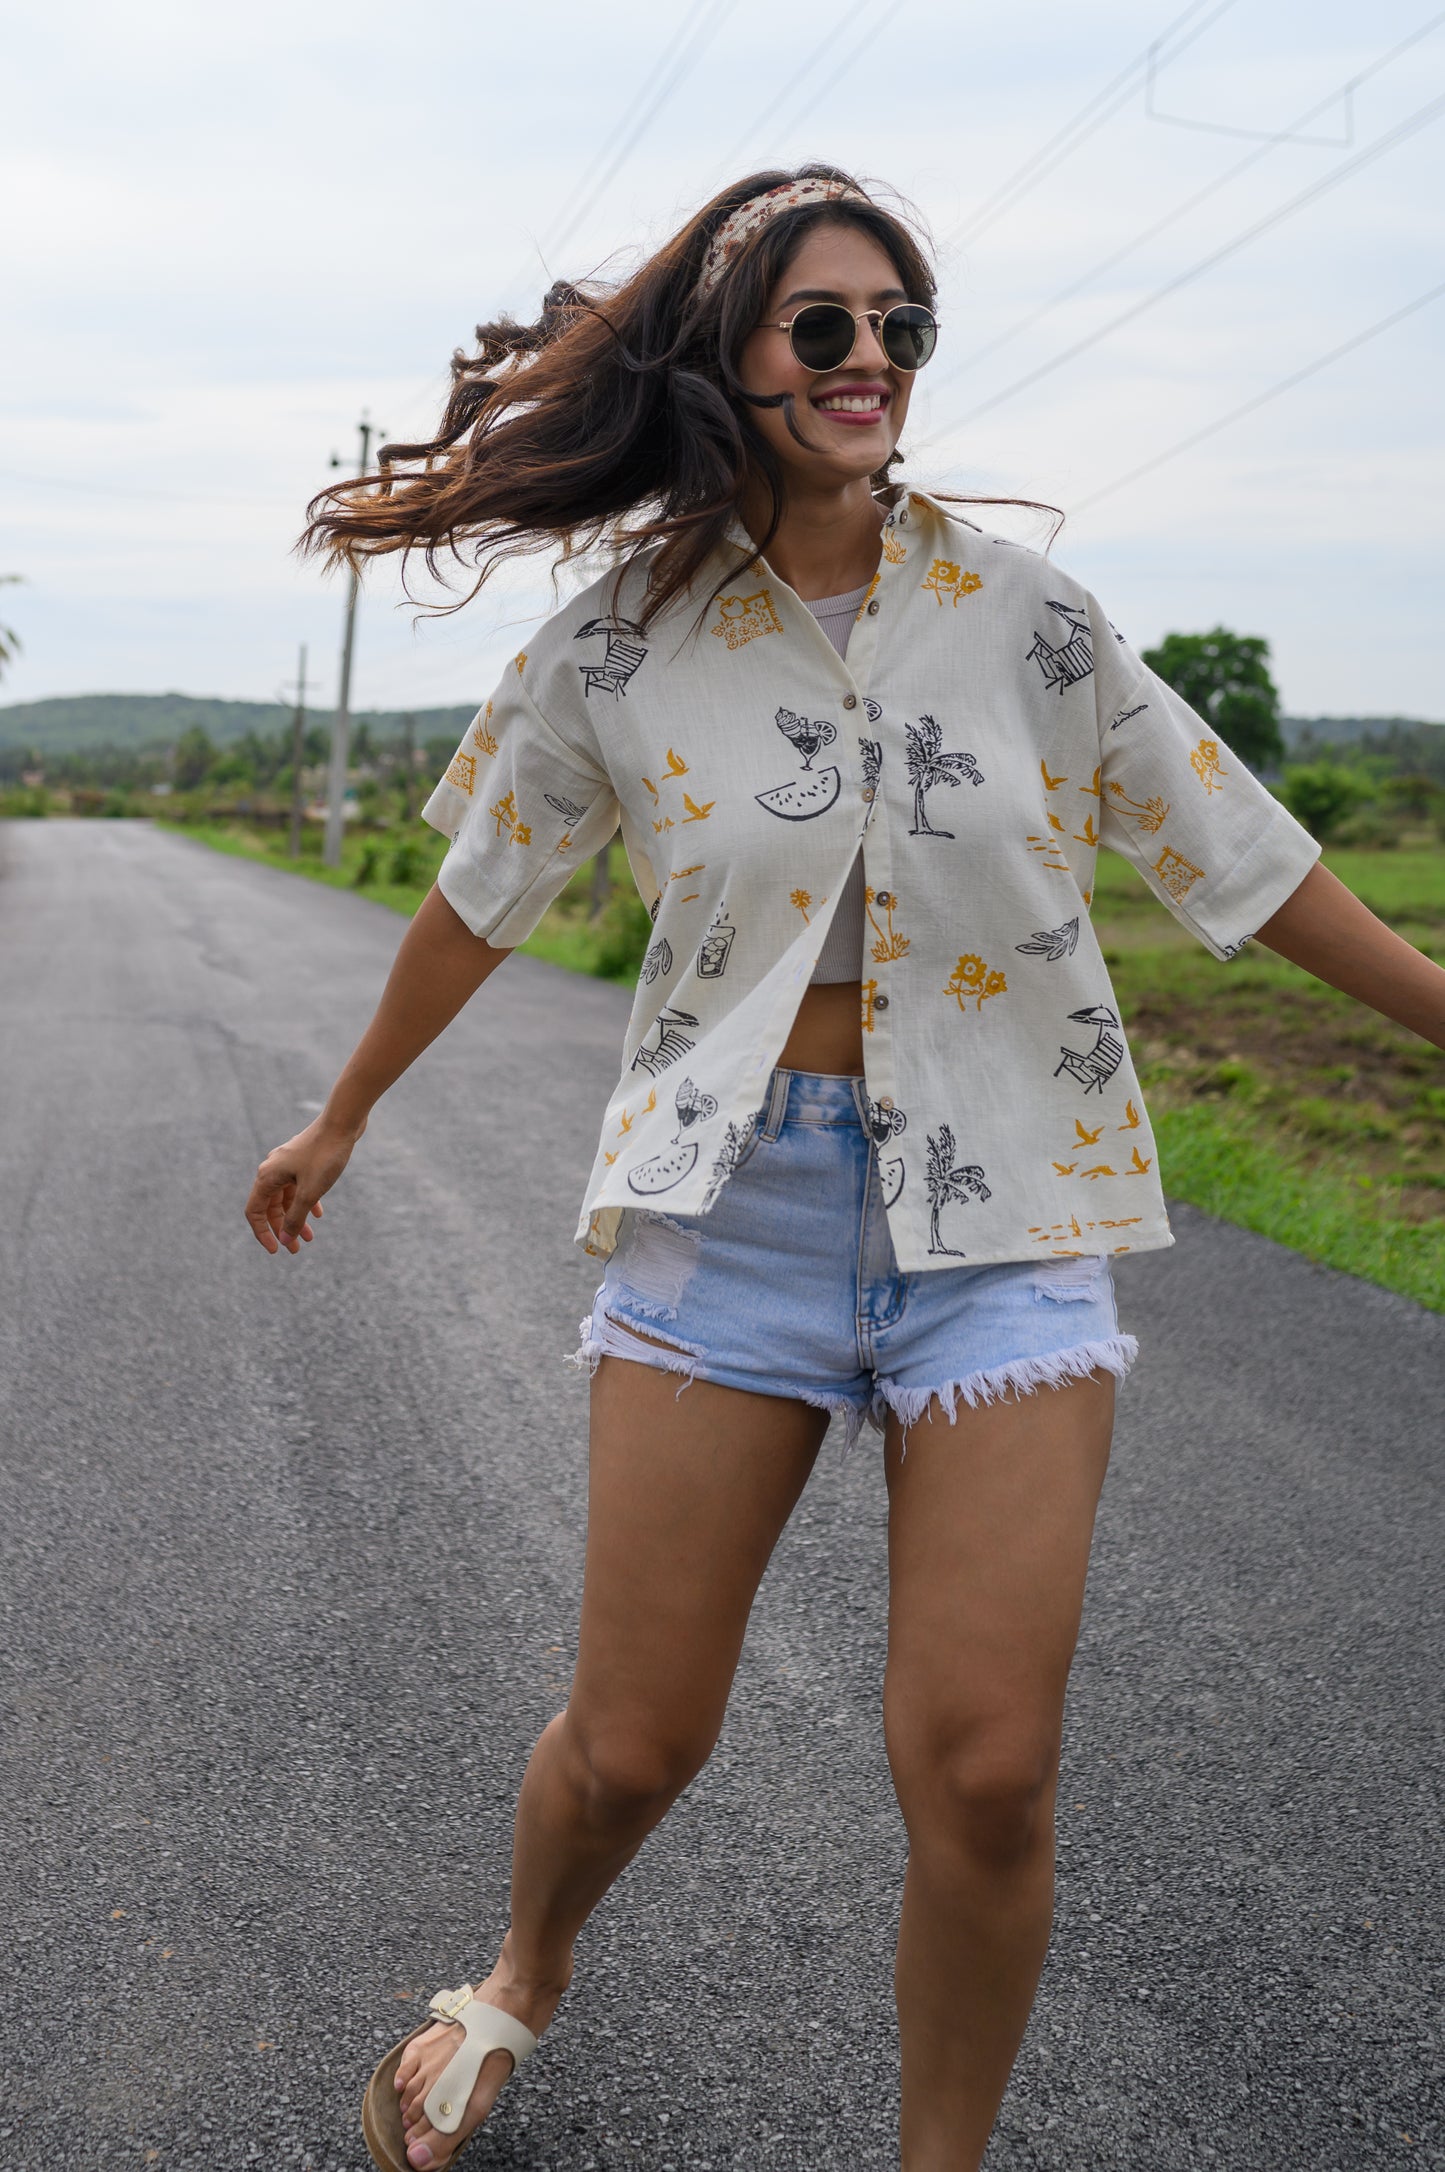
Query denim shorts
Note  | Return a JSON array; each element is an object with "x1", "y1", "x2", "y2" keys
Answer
[{"x1": 570, "y1": 1067, "x2": 1139, "y2": 1458}]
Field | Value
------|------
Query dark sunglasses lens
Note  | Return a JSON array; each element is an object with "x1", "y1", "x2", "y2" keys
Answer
[
  {"x1": 881, "y1": 305, "x2": 937, "y2": 371},
  {"x1": 788, "y1": 304, "x2": 857, "y2": 372}
]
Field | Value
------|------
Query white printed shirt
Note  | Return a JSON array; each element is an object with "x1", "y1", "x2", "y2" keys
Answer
[{"x1": 422, "y1": 489, "x2": 1321, "y2": 1269}]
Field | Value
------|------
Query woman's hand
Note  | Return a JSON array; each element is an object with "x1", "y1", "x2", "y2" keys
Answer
[{"x1": 244, "y1": 1114, "x2": 366, "y2": 1256}]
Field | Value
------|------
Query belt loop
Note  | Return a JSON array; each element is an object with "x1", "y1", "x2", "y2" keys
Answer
[{"x1": 761, "y1": 1067, "x2": 791, "y2": 1141}]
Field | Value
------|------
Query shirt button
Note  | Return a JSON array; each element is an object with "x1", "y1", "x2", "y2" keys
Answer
[
  {"x1": 876, "y1": 890, "x2": 892, "y2": 907},
  {"x1": 867, "y1": 599, "x2": 880, "y2": 615},
  {"x1": 897, "y1": 510, "x2": 908, "y2": 526},
  {"x1": 873, "y1": 994, "x2": 890, "y2": 1011},
  {"x1": 843, "y1": 693, "x2": 857, "y2": 709}
]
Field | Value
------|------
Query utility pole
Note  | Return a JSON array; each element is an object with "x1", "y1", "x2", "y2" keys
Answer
[
  {"x1": 400, "y1": 711, "x2": 416, "y2": 822},
  {"x1": 287, "y1": 643, "x2": 312, "y2": 859},
  {"x1": 323, "y1": 412, "x2": 384, "y2": 868}
]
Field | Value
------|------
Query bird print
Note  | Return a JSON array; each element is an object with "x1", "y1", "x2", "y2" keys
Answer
[
  {"x1": 1116, "y1": 1100, "x2": 1141, "y2": 1131},
  {"x1": 681, "y1": 792, "x2": 715, "y2": 822},
  {"x1": 1073, "y1": 1119, "x2": 1105, "y2": 1146},
  {"x1": 1041, "y1": 760, "x2": 1067, "y2": 792}
]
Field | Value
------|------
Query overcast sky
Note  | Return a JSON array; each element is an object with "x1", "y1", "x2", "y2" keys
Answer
[{"x1": 5, "y1": 0, "x2": 1443, "y2": 720}]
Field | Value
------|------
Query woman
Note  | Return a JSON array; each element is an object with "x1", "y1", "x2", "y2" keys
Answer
[{"x1": 245, "y1": 165, "x2": 1445, "y2": 2172}]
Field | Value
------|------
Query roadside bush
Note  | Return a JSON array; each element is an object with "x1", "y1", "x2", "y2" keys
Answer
[
  {"x1": 0, "y1": 785, "x2": 50, "y2": 817},
  {"x1": 387, "y1": 836, "x2": 428, "y2": 887},
  {"x1": 353, "y1": 841, "x2": 384, "y2": 888},
  {"x1": 1278, "y1": 761, "x2": 1374, "y2": 841},
  {"x1": 591, "y1": 884, "x2": 654, "y2": 982},
  {"x1": 1329, "y1": 809, "x2": 1402, "y2": 849}
]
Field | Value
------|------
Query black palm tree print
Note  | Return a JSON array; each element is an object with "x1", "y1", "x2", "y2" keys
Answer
[
  {"x1": 904, "y1": 715, "x2": 984, "y2": 838},
  {"x1": 924, "y1": 1124, "x2": 992, "y2": 1257}
]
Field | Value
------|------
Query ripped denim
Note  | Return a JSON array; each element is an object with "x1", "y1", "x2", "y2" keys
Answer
[{"x1": 566, "y1": 1067, "x2": 1139, "y2": 1460}]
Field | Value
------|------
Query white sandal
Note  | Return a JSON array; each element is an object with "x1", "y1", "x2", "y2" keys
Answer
[{"x1": 361, "y1": 1981, "x2": 540, "y2": 2171}]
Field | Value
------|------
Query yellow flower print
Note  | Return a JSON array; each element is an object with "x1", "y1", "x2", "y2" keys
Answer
[
  {"x1": 921, "y1": 558, "x2": 983, "y2": 607},
  {"x1": 791, "y1": 888, "x2": 813, "y2": 923},
  {"x1": 944, "y1": 952, "x2": 1008, "y2": 1013},
  {"x1": 489, "y1": 790, "x2": 531, "y2": 845},
  {"x1": 864, "y1": 885, "x2": 910, "y2": 962},
  {"x1": 881, "y1": 527, "x2": 907, "y2": 564},
  {"x1": 515, "y1": 651, "x2": 527, "y2": 674},
  {"x1": 471, "y1": 704, "x2": 498, "y2": 757},
  {"x1": 1190, "y1": 738, "x2": 1228, "y2": 792}
]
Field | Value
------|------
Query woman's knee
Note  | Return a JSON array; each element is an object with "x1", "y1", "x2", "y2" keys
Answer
[
  {"x1": 886, "y1": 1708, "x2": 1061, "y2": 1868},
  {"x1": 563, "y1": 1704, "x2": 717, "y2": 1823}
]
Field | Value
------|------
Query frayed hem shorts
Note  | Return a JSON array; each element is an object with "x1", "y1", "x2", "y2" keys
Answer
[{"x1": 567, "y1": 1067, "x2": 1139, "y2": 1459}]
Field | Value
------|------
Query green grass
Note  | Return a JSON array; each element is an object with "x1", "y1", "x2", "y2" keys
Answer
[{"x1": 158, "y1": 814, "x2": 1445, "y2": 1314}]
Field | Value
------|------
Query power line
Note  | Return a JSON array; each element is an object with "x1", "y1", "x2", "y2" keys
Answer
[
  {"x1": 715, "y1": 0, "x2": 873, "y2": 173},
  {"x1": 946, "y1": 0, "x2": 1238, "y2": 251},
  {"x1": 1071, "y1": 277, "x2": 1445, "y2": 510},
  {"x1": 538, "y1": 0, "x2": 745, "y2": 269},
  {"x1": 946, "y1": 87, "x2": 1445, "y2": 430},
  {"x1": 931, "y1": 13, "x2": 1445, "y2": 392}
]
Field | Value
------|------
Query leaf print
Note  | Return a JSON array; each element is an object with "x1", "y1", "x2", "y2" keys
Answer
[
  {"x1": 905, "y1": 715, "x2": 985, "y2": 838},
  {"x1": 1015, "y1": 917, "x2": 1079, "y2": 962},
  {"x1": 471, "y1": 705, "x2": 498, "y2": 756},
  {"x1": 640, "y1": 935, "x2": 674, "y2": 985},
  {"x1": 545, "y1": 791, "x2": 586, "y2": 825}
]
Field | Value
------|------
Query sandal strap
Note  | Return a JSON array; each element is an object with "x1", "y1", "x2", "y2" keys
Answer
[{"x1": 421, "y1": 1984, "x2": 539, "y2": 2135}]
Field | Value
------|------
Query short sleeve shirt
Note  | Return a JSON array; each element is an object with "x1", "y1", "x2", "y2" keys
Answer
[{"x1": 422, "y1": 490, "x2": 1321, "y2": 1270}]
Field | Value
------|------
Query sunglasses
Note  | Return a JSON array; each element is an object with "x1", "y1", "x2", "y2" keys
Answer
[{"x1": 759, "y1": 301, "x2": 939, "y2": 375}]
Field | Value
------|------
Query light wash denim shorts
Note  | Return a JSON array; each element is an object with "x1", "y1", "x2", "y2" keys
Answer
[{"x1": 571, "y1": 1067, "x2": 1139, "y2": 1458}]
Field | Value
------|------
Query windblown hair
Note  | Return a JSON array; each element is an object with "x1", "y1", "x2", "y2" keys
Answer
[{"x1": 299, "y1": 162, "x2": 1060, "y2": 631}]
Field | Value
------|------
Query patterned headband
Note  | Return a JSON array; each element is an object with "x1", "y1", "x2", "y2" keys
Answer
[{"x1": 696, "y1": 179, "x2": 873, "y2": 301}]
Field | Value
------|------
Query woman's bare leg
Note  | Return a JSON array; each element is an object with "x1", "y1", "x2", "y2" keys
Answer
[
  {"x1": 395, "y1": 1334, "x2": 830, "y2": 2167},
  {"x1": 882, "y1": 1372, "x2": 1116, "y2": 2172}
]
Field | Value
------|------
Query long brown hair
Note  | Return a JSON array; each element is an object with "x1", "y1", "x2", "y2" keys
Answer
[{"x1": 299, "y1": 162, "x2": 1059, "y2": 631}]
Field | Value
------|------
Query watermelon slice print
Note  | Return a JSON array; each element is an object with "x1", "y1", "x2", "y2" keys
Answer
[{"x1": 755, "y1": 766, "x2": 841, "y2": 820}]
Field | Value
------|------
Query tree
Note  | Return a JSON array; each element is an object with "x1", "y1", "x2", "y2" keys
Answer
[
  {"x1": 1141, "y1": 626, "x2": 1284, "y2": 775},
  {"x1": 1279, "y1": 761, "x2": 1373, "y2": 842},
  {"x1": 0, "y1": 575, "x2": 23, "y2": 684},
  {"x1": 173, "y1": 724, "x2": 217, "y2": 790}
]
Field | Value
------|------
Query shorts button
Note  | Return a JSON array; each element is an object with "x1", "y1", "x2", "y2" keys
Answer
[
  {"x1": 867, "y1": 598, "x2": 880, "y2": 615},
  {"x1": 843, "y1": 693, "x2": 858, "y2": 709},
  {"x1": 873, "y1": 994, "x2": 890, "y2": 1011}
]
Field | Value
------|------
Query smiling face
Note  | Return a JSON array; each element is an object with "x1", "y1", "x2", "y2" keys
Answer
[{"x1": 736, "y1": 219, "x2": 918, "y2": 494}]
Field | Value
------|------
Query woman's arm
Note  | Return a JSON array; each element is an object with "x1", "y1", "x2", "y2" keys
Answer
[
  {"x1": 243, "y1": 884, "x2": 511, "y2": 1254},
  {"x1": 1253, "y1": 860, "x2": 1445, "y2": 1052}
]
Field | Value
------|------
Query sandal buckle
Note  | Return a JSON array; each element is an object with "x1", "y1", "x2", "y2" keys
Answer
[{"x1": 428, "y1": 1984, "x2": 473, "y2": 2024}]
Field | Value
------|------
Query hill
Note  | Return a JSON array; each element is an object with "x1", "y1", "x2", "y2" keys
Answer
[{"x1": 0, "y1": 692, "x2": 474, "y2": 756}]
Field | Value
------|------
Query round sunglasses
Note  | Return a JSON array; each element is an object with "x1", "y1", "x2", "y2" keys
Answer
[{"x1": 758, "y1": 301, "x2": 939, "y2": 375}]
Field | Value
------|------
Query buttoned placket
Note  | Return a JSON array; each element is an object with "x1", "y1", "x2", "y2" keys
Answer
[{"x1": 727, "y1": 497, "x2": 919, "y2": 1148}]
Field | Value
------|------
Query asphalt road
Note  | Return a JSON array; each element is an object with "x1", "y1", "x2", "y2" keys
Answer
[{"x1": 2, "y1": 818, "x2": 1441, "y2": 2172}]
